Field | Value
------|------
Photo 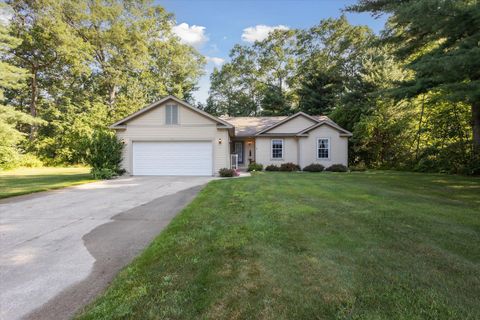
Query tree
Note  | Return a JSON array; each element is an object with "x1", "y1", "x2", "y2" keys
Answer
[
  {"x1": 0, "y1": 20, "x2": 43, "y2": 167},
  {"x1": 347, "y1": 0, "x2": 480, "y2": 152},
  {"x1": 208, "y1": 45, "x2": 262, "y2": 116},
  {"x1": 208, "y1": 29, "x2": 297, "y2": 116},
  {"x1": 3, "y1": 0, "x2": 205, "y2": 164},
  {"x1": 7, "y1": 0, "x2": 92, "y2": 139},
  {"x1": 55, "y1": 0, "x2": 205, "y2": 120},
  {"x1": 296, "y1": 16, "x2": 374, "y2": 117}
]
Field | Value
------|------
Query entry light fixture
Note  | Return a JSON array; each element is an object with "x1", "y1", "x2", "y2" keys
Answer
[{"x1": 218, "y1": 138, "x2": 222, "y2": 144}]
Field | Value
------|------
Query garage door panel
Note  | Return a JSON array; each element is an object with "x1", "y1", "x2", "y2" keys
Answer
[{"x1": 133, "y1": 141, "x2": 212, "y2": 176}]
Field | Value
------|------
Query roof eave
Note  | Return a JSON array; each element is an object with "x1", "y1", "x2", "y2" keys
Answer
[
  {"x1": 254, "y1": 112, "x2": 320, "y2": 136},
  {"x1": 109, "y1": 125, "x2": 127, "y2": 130},
  {"x1": 297, "y1": 121, "x2": 353, "y2": 136},
  {"x1": 110, "y1": 95, "x2": 233, "y2": 128}
]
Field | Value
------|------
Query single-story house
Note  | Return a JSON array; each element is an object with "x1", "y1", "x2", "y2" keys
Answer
[{"x1": 110, "y1": 95, "x2": 352, "y2": 176}]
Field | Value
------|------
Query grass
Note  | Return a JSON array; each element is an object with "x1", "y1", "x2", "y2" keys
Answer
[
  {"x1": 0, "y1": 167, "x2": 95, "y2": 199},
  {"x1": 77, "y1": 171, "x2": 480, "y2": 319}
]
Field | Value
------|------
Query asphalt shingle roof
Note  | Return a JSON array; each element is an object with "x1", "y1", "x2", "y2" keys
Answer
[{"x1": 221, "y1": 115, "x2": 330, "y2": 137}]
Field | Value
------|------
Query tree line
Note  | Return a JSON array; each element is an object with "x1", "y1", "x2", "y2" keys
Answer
[
  {"x1": 205, "y1": 0, "x2": 479, "y2": 174},
  {"x1": 1, "y1": 0, "x2": 478, "y2": 174},
  {"x1": 0, "y1": 0, "x2": 205, "y2": 168}
]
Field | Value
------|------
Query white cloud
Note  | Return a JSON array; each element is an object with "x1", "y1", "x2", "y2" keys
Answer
[
  {"x1": 206, "y1": 56, "x2": 225, "y2": 66},
  {"x1": 241, "y1": 24, "x2": 289, "y2": 43},
  {"x1": 172, "y1": 22, "x2": 208, "y2": 48}
]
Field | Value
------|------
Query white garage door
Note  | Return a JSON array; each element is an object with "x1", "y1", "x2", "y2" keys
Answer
[{"x1": 132, "y1": 141, "x2": 212, "y2": 176}]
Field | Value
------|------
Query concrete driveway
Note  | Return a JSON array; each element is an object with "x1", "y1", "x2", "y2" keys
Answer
[{"x1": 0, "y1": 176, "x2": 213, "y2": 320}]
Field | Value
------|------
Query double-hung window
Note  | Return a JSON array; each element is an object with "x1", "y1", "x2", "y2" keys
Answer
[
  {"x1": 271, "y1": 139, "x2": 283, "y2": 159},
  {"x1": 317, "y1": 138, "x2": 330, "y2": 159},
  {"x1": 165, "y1": 104, "x2": 178, "y2": 125}
]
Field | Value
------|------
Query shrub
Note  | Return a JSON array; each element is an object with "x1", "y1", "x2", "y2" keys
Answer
[
  {"x1": 280, "y1": 162, "x2": 300, "y2": 172},
  {"x1": 17, "y1": 153, "x2": 44, "y2": 168},
  {"x1": 91, "y1": 168, "x2": 117, "y2": 179},
  {"x1": 350, "y1": 162, "x2": 367, "y2": 172},
  {"x1": 247, "y1": 163, "x2": 263, "y2": 172},
  {"x1": 85, "y1": 130, "x2": 124, "y2": 179},
  {"x1": 219, "y1": 168, "x2": 236, "y2": 177},
  {"x1": 303, "y1": 163, "x2": 325, "y2": 172},
  {"x1": 325, "y1": 164, "x2": 348, "y2": 172},
  {"x1": 265, "y1": 164, "x2": 280, "y2": 171},
  {"x1": 0, "y1": 151, "x2": 43, "y2": 170}
]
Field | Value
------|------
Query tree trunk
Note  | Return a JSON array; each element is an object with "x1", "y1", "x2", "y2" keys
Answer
[
  {"x1": 107, "y1": 84, "x2": 116, "y2": 117},
  {"x1": 473, "y1": 100, "x2": 480, "y2": 154},
  {"x1": 29, "y1": 69, "x2": 38, "y2": 141},
  {"x1": 415, "y1": 95, "x2": 425, "y2": 160}
]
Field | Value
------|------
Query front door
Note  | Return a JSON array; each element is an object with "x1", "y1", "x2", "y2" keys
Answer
[{"x1": 234, "y1": 142, "x2": 244, "y2": 164}]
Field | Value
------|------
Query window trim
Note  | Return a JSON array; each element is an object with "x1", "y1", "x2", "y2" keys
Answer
[
  {"x1": 316, "y1": 137, "x2": 331, "y2": 160},
  {"x1": 271, "y1": 139, "x2": 284, "y2": 160},
  {"x1": 165, "y1": 104, "x2": 179, "y2": 125}
]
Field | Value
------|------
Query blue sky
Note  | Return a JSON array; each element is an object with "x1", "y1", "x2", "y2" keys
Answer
[{"x1": 157, "y1": 0, "x2": 387, "y2": 103}]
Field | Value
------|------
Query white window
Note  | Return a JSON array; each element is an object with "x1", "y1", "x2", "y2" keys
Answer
[
  {"x1": 165, "y1": 104, "x2": 178, "y2": 124},
  {"x1": 317, "y1": 138, "x2": 330, "y2": 159},
  {"x1": 271, "y1": 139, "x2": 283, "y2": 159}
]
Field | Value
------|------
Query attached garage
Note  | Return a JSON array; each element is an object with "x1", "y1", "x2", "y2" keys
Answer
[
  {"x1": 132, "y1": 141, "x2": 212, "y2": 176},
  {"x1": 110, "y1": 96, "x2": 233, "y2": 176}
]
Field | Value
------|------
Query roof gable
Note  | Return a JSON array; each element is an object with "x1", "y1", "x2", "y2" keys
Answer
[
  {"x1": 297, "y1": 120, "x2": 353, "y2": 137},
  {"x1": 255, "y1": 112, "x2": 319, "y2": 136},
  {"x1": 110, "y1": 95, "x2": 233, "y2": 129}
]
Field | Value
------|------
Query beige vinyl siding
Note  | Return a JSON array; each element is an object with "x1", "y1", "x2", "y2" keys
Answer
[
  {"x1": 115, "y1": 101, "x2": 230, "y2": 175},
  {"x1": 255, "y1": 137, "x2": 298, "y2": 166},
  {"x1": 266, "y1": 115, "x2": 316, "y2": 134},
  {"x1": 127, "y1": 101, "x2": 214, "y2": 126},
  {"x1": 298, "y1": 125, "x2": 348, "y2": 168}
]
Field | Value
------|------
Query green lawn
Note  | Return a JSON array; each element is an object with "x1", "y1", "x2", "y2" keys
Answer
[
  {"x1": 0, "y1": 167, "x2": 95, "y2": 199},
  {"x1": 77, "y1": 171, "x2": 480, "y2": 320}
]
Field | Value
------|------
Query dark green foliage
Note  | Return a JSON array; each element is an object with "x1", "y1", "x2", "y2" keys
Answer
[
  {"x1": 260, "y1": 84, "x2": 292, "y2": 116},
  {"x1": 247, "y1": 163, "x2": 263, "y2": 171},
  {"x1": 347, "y1": 0, "x2": 480, "y2": 152},
  {"x1": 297, "y1": 72, "x2": 341, "y2": 115},
  {"x1": 279, "y1": 162, "x2": 300, "y2": 172},
  {"x1": 265, "y1": 164, "x2": 280, "y2": 171},
  {"x1": 84, "y1": 130, "x2": 124, "y2": 179},
  {"x1": 303, "y1": 163, "x2": 325, "y2": 172},
  {"x1": 325, "y1": 164, "x2": 348, "y2": 172},
  {"x1": 90, "y1": 168, "x2": 117, "y2": 180},
  {"x1": 2, "y1": 0, "x2": 205, "y2": 168},
  {"x1": 219, "y1": 168, "x2": 236, "y2": 177},
  {"x1": 0, "y1": 22, "x2": 44, "y2": 169}
]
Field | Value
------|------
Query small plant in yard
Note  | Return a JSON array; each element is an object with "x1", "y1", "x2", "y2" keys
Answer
[
  {"x1": 303, "y1": 163, "x2": 325, "y2": 172},
  {"x1": 84, "y1": 130, "x2": 124, "y2": 179},
  {"x1": 265, "y1": 164, "x2": 280, "y2": 171},
  {"x1": 325, "y1": 164, "x2": 348, "y2": 172},
  {"x1": 350, "y1": 162, "x2": 367, "y2": 172},
  {"x1": 90, "y1": 168, "x2": 117, "y2": 179},
  {"x1": 247, "y1": 163, "x2": 263, "y2": 172},
  {"x1": 219, "y1": 168, "x2": 236, "y2": 177},
  {"x1": 280, "y1": 162, "x2": 300, "y2": 172}
]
